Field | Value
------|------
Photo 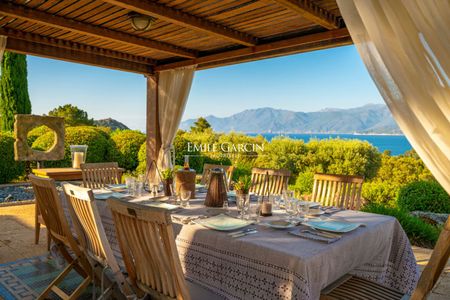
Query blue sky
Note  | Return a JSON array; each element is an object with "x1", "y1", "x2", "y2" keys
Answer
[{"x1": 27, "y1": 45, "x2": 383, "y2": 131}]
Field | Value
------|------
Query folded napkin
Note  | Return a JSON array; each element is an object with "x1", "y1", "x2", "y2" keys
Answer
[{"x1": 289, "y1": 229, "x2": 341, "y2": 244}]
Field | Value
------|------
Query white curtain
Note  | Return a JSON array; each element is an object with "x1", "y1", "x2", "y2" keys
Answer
[
  {"x1": 336, "y1": 0, "x2": 450, "y2": 194},
  {"x1": 0, "y1": 35, "x2": 7, "y2": 66},
  {"x1": 157, "y1": 65, "x2": 196, "y2": 170}
]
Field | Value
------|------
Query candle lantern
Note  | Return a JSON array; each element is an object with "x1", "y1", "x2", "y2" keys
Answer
[{"x1": 70, "y1": 145, "x2": 88, "y2": 169}]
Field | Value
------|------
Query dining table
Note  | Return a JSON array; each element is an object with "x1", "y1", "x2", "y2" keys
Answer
[{"x1": 59, "y1": 190, "x2": 419, "y2": 300}]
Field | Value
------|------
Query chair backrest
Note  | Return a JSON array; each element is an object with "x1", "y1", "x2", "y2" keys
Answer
[
  {"x1": 63, "y1": 183, "x2": 134, "y2": 296},
  {"x1": 201, "y1": 163, "x2": 234, "y2": 188},
  {"x1": 312, "y1": 173, "x2": 364, "y2": 210},
  {"x1": 29, "y1": 175, "x2": 82, "y2": 254},
  {"x1": 81, "y1": 162, "x2": 121, "y2": 189},
  {"x1": 411, "y1": 216, "x2": 450, "y2": 299},
  {"x1": 106, "y1": 198, "x2": 190, "y2": 300},
  {"x1": 250, "y1": 167, "x2": 291, "y2": 195}
]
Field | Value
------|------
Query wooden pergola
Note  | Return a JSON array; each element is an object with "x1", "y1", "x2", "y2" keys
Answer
[{"x1": 0, "y1": 0, "x2": 351, "y2": 169}]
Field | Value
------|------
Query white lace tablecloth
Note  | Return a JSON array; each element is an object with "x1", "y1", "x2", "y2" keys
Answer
[{"x1": 60, "y1": 195, "x2": 419, "y2": 300}]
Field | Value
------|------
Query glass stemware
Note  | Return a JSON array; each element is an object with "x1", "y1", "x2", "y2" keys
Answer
[
  {"x1": 237, "y1": 194, "x2": 250, "y2": 219},
  {"x1": 180, "y1": 189, "x2": 191, "y2": 207}
]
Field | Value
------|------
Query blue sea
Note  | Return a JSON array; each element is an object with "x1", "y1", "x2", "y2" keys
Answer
[{"x1": 248, "y1": 133, "x2": 412, "y2": 156}]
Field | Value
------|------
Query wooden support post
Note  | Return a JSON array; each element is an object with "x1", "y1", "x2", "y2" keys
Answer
[{"x1": 146, "y1": 74, "x2": 162, "y2": 183}]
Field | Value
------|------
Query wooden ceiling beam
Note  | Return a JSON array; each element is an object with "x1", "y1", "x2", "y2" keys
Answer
[
  {"x1": 6, "y1": 38, "x2": 153, "y2": 74},
  {"x1": 273, "y1": 0, "x2": 340, "y2": 30},
  {"x1": 101, "y1": 0, "x2": 258, "y2": 46},
  {"x1": 0, "y1": 27, "x2": 156, "y2": 65},
  {"x1": 155, "y1": 28, "x2": 350, "y2": 71},
  {"x1": 198, "y1": 37, "x2": 352, "y2": 70},
  {"x1": 0, "y1": 2, "x2": 197, "y2": 58}
]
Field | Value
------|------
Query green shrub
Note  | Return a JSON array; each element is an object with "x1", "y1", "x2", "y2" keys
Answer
[
  {"x1": 27, "y1": 125, "x2": 51, "y2": 146},
  {"x1": 304, "y1": 138, "x2": 381, "y2": 179},
  {"x1": 110, "y1": 130, "x2": 146, "y2": 171},
  {"x1": 397, "y1": 180, "x2": 450, "y2": 213},
  {"x1": 254, "y1": 137, "x2": 305, "y2": 179},
  {"x1": 362, "y1": 203, "x2": 440, "y2": 248},
  {"x1": 0, "y1": 131, "x2": 26, "y2": 183},
  {"x1": 136, "y1": 142, "x2": 147, "y2": 175},
  {"x1": 376, "y1": 153, "x2": 433, "y2": 185},
  {"x1": 362, "y1": 181, "x2": 400, "y2": 208},
  {"x1": 292, "y1": 171, "x2": 314, "y2": 195},
  {"x1": 174, "y1": 132, "x2": 203, "y2": 172},
  {"x1": 32, "y1": 126, "x2": 112, "y2": 167}
]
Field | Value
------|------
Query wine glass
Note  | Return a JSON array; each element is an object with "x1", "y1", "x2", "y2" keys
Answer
[
  {"x1": 237, "y1": 194, "x2": 250, "y2": 219},
  {"x1": 180, "y1": 189, "x2": 191, "y2": 207},
  {"x1": 282, "y1": 190, "x2": 294, "y2": 208},
  {"x1": 270, "y1": 195, "x2": 281, "y2": 210}
]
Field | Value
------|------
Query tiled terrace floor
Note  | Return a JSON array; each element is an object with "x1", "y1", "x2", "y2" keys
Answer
[{"x1": 1, "y1": 203, "x2": 449, "y2": 299}]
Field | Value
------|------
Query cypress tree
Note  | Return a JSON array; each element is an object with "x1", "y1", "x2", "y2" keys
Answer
[{"x1": 0, "y1": 52, "x2": 31, "y2": 131}]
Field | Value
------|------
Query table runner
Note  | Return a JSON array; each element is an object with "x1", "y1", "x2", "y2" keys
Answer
[{"x1": 60, "y1": 194, "x2": 419, "y2": 300}]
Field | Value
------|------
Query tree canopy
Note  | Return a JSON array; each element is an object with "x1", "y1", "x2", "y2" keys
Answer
[
  {"x1": 48, "y1": 104, "x2": 94, "y2": 126},
  {"x1": 0, "y1": 52, "x2": 31, "y2": 131},
  {"x1": 190, "y1": 117, "x2": 211, "y2": 133}
]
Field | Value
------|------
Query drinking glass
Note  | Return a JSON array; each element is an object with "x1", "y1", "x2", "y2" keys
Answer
[
  {"x1": 299, "y1": 201, "x2": 310, "y2": 222},
  {"x1": 125, "y1": 177, "x2": 135, "y2": 195},
  {"x1": 169, "y1": 183, "x2": 179, "y2": 204},
  {"x1": 180, "y1": 189, "x2": 191, "y2": 207},
  {"x1": 285, "y1": 198, "x2": 297, "y2": 221},
  {"x1": 236, "y1": 194, "x2": 250, "y2": 219},
  {"x1": 249, "y1": 197, "x2": 262, "y2": 223},
  {"x1": 270, "y1": 195, "x2": 282, "y2": 210},
  {"x1": 282, "y1": 190, "x2": 294, "y2": 208},
  {"x1": 134, "y1": 181, "x2": 143, "y2": 198}
]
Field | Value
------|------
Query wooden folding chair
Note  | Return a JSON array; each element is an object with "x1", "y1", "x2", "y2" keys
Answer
[
  {"x1": 321, "y1": 216, "x2": 450, "y2": 300},
  {"x1": 106, "y1": 198, "x2": 223, "y2": 300},
  {"x1": 250, "y1": 167, "x2": 291, "y2": 195},
  {"x1": 63, "y1": 183, "x2": 135, "y2": 299},
  {"x1": 29, "y1": 175, "x2": 92, "y2": 300},
  {"x1": 81, "y1": 162, "x2": 122, "y2": 189},
  {"x1": 34, "y1": 199, "x2": 51, "y2": 250},
  {"x1": 201, "y1": 163, "x2": 234, "y2": 189},
  {"x1": 312, "y1": 173, "x2": 364, "y2": 210}
]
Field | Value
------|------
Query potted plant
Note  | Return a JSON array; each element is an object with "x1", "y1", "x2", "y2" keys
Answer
[
  {"x1": 161, "y1": 168, "x2": 174, "y2": 196},
  {"x1": 234, "y1": 176, "x2": 252, "y2": 195}
]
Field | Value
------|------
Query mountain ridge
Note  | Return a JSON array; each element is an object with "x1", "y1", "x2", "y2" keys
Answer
[{"x1": 180, "y1": 104, "x2": 401, "y2": 134}]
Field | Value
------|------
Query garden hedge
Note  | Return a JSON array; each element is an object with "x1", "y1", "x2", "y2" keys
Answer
[
  {"x1": 110, "y1": 130, "x2": 146, "y2": 171},
  {"x1": 398, "y1": 180, "x2": 450, "y2": 213},
  {"x1": 362, "y1": 203, "x2": 440, "y2": 248},
  {"x1": 32, "y1": 126, "x2": 112, "y2": 167},
  {"x1": 0, "y1": 131, "x2": 26, "y2": 183}
]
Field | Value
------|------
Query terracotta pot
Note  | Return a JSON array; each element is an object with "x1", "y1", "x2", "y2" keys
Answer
[{"x1": 163, "y1": 178, "x2": 173, "y2": 196}]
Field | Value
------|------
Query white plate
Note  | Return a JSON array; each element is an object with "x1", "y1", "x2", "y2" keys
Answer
[
  {"x1": 194, "y1": 214, "x2": 253, "y2": 231},
  {"x1": 306, "y1": 220, "x2": 362, "y2": 233},
  {"x1": 298, "y1": 201, "x2": 321, "y2": 208},
  {"x1": 263, "y1": 220, "x2": 296, "y2": 229},
  {"x1": 142, "y1": 202, "x2": 179, "y2": 210},
  {"x1": 93, "y1": 190, "x2": 129, "y2": 200},
  {"x1": 307, "y1": 208, "x2": 325, "y2": 216}
]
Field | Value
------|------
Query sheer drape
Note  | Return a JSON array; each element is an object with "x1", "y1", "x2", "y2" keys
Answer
[
  {"x1": 337, "y1": 0, "x2": 450, "y2": 194},
  {"x1": 0, "y1": 36, "x2": 7, "y2": 66},
  {"x1": 157, "y1": 65, "x2": 196, "y2": 170}
]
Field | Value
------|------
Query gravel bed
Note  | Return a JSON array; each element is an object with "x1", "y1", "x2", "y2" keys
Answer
[{"x1": 0, "y1": 184, "x2": 35, "y2": 203}]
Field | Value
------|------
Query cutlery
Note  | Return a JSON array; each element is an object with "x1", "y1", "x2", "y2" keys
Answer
[
  {"x1": 231, "y1": 230, "x2": 258, "y2": 238},
  {"x1": 301, "y1": 229, "x2": 341, "y2": 239},
  {"x1": 227, "y1": 228, "x2": 254, "y2": 236}
]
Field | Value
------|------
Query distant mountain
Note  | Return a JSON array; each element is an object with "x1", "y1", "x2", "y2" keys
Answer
[
  {"x1": 94, "y1": 118, "x2": 129, "y2": 131},
  {"x1": 180, "y1": 104, "x2": 401, "y2": 134}
]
